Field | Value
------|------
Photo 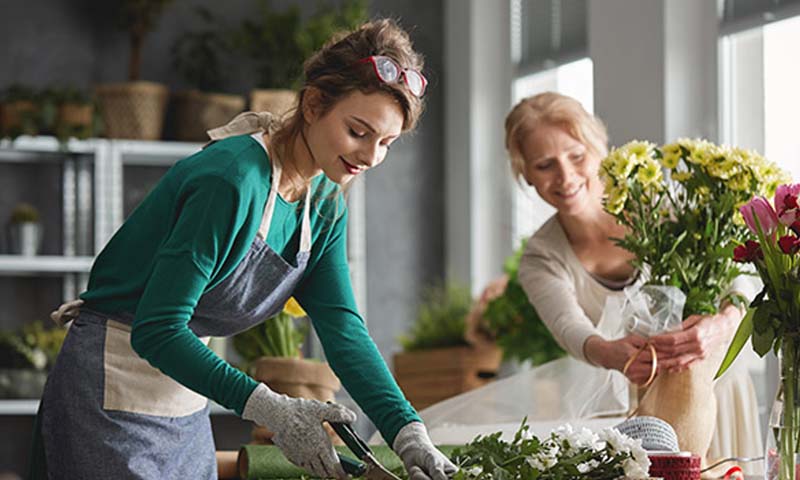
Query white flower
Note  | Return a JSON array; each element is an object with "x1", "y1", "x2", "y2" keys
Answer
[
  {"x1": 577, "y1": 459, "x2": 600, "y2": 473},
  {"x1": 465, "y1": 466, "x2": 483, "y2": 476},
  {"x1": 598, "y1": 427, "x2": 630, "y2": 453},
  {"x1": 623, "y1": 458, "x2": 649, "y2": 479}
]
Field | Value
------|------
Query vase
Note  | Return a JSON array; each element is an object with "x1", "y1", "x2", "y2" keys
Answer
[
  {"x1": 765, "y1": 338, "x2": 800, "y2": 480},
  {"x1": 7, "y1": 221, "x2": 42, "y2": 255}
]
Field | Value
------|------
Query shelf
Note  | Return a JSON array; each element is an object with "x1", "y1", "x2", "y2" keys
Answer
[
  {"x1": 113, "y1": 139, "x2": 203, "y2": 166},
  {"x1": 0, "y1": 255, "x2": 94, "y2": 274},
  {"x1": 0, "y1": 135, "x2": 103, "y2": 160},
  {"x1": 0, "y1": 398, "x2": 232, "y2": 416}
]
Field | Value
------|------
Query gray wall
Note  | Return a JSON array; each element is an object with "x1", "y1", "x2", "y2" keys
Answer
[{"x1": 0, "y1": 0, "x2": 445, "y2": 474}]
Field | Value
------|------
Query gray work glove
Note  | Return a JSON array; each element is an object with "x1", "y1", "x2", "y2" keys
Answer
[
  {"x1": 393, "y1": 422, "x2": 458, "y2": 480},
  {"x1": 242, "y1": 383, "x2": 357, "y2": 479}
]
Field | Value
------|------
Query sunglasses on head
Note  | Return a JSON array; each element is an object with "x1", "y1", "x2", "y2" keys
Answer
[{"x1": 357, "y1": 55, "x2": 427, "y2": 97}]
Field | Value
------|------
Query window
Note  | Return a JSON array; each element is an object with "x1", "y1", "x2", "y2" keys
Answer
[{"x1": 510, "y1": 58, "x2": 594, "y2": 245}]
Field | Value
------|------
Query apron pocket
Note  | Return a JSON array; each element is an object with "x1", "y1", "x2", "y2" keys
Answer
[{"x1": 103, "y1": 319, "x2": 209, "y2": 417}]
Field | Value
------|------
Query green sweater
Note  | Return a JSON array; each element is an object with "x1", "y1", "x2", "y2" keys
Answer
[{"x1": 80, "y1": 135, "x2": 419, "y2": 444}]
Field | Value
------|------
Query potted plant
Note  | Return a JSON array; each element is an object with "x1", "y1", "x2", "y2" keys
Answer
[
  {"x1": 0, "y1": 321, "x2": 67, "y2": 399},
  {"x1": 478, "y1": 245, "x2": 567, "y2": 367},
  {"x1": 52, "y1": 87, "x2": 96, "y2": 143},
  {"x1": 393, "y1": 283, "x2": 502, "y2": 410},
  {"x1": 169, "y1": 7, "x2": 245, "y2": 142},
  {"x1": 7, "y1": 202, "x2": 42, "y2": 256},
  {"x1": 233, "y1": 297, "x2": 340, "y2": 444},
  {"x1": 1, "y1": 85, "x2": 40, "y2": 139},
  {"x1": 94, "y1": 0, "x2": 174, "y2": 140},
  {"x1": 233, "y1": 0, "x2": 368, "y2": 116}
]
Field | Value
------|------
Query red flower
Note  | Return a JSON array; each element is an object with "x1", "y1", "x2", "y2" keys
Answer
[
  {"x1": 791, "y1": 220, "x2": 800, "y2": 236},
  {"x1": 733, "y1": 240, "x2": 764, "y2": 262},
  {"x1": 778, "y1": 235, "x2": 800, "y2": 255}
]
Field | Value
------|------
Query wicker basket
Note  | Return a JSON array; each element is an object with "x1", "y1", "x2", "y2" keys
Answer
[
  {"x1": 95, "y1": 81, "x2": 168, "y2": 140},
  {"x1": 172, "y1": 90, "x2": 245, "y2": 142},
  {"x1": 249, "y1": 89, "x2": 297, "y2": 118}
]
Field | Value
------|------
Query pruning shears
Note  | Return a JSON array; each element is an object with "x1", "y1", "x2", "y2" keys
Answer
[{"x1": 330, "y1": 421, "x2": 402, "y2": 480}]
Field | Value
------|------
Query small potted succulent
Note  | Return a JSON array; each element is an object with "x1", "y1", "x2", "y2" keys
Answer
[
  {"x1": 233, "y1": 297, "x2": 340, "y2": 444},
  {"x1": 1, "y1": 84, "x2": 40, "y2": 139},
  {"x1": 169, "y1": 7, "x2": 245, "y2": 142},
  {"x1": 393, "y1": 283, "x2": 502, "y2": 410},
  {"x1": 7, "y1": 202, "x2": 42, "y2": 256},
  {"x1": 0, "y1": 321, "x2": 67, "y2": 399}
]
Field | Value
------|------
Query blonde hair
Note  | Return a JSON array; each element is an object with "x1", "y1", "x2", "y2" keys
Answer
[{"x1": 504, "y1": 92, "x2": 608, "y2": 181}]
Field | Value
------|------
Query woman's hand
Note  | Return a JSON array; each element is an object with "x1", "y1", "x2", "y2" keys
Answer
[
  {"x1": 464, "y1": 275, "x2": 509, "y2": 347},
  {"x1": 584, "y1": 334, "x2": 654, "y2": 385},
  {"x1": 650, "y1": 304, "x2": 742, "y2": 373}
]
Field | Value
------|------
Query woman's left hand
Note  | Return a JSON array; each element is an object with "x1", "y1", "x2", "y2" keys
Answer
[{"x1": 650, "y1": 305, "x2": 742, "y2": 373}]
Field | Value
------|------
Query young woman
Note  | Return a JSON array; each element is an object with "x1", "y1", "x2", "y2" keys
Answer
[
  {"x1": 31, "y1": 19, "x2": 455, "y2": 480},
  {"x1": 504, "y1": 92, "x2": 761, "y2": 464}
]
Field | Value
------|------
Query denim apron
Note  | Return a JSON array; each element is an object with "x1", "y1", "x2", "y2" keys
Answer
[{"x1": 36, "y1": 134, "x2": 312, "y2": 479}]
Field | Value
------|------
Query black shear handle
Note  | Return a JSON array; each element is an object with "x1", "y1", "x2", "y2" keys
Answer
[{"x1": 330, "y1": 421, "x2": 372, "y2": 458}]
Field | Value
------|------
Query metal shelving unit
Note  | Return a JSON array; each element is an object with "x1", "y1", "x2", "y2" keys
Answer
[{"x1": 0, "y1": 135, "x2": 368, "y2": 415}]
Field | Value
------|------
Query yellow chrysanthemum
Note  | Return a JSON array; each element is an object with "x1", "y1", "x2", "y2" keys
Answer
[
  {"x1": 726, "y1": 173, "x2": 751, "y2": 192},
  {"x1": 636, "y1": 159, "x2": 663, "y2": 188},
  {"x1": 612, "y1": 153, "x2": 638, "y2": 179},
  {"x1": 283, "y1": 297, "x2": 307, "y2": 317},
  {"x1": 671, "y1": 171, "x2": 692, "y2": 182},
  {"x1": 659, "y1": 143, "x2": 682, "y2": 169},
  {"x1": 605, "y1": 185, "x2": 628, "y2": 215}
]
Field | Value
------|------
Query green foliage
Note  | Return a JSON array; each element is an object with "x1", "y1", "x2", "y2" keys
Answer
[
  {"x1": 602, "y1": 139, "x2": 787, "y2": 317},
  {"x1": 171, "y1": 7, "x2": 231, "y2": 92},
  {"x1": 451, "y1": 419, "x2": 642, "y2": 480},
  {"x1": 10, "y1": 203, "x2": 40, "y2": 223},
  {"x1": 0, "y1": 321, "x2": 67, "y2": 370},
  {"x1": 399, "y1": 283, "x2": 472, "y2": 352},
  {"x1": 233, "y1": 0, "x2": 368, "y2": 89},
  {"x1": 3, "y1": 84, "x2": 38, "y2": 102},
  {"x1": 233, "y1": 312, "x2": 310, "y2": 364},
  {"x1": 483, "y1": 245, "x2": 566, "y2": 365}
]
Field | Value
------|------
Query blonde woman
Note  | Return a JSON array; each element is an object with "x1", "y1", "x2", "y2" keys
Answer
[{"x1": 503, "y1": 92, "x2": 761, "y2": 465}]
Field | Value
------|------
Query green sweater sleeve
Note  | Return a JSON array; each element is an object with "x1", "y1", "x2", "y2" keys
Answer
[
  {"x1": 294, "y1": 210, "x2": 421, "y2": 446},
  {"x1": 130, "y1": 174, "x2": 258, "y2": 415}
]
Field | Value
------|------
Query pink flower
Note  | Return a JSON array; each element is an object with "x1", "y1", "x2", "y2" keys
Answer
[
  {"x1": 740, "y1": 196, "x2": 779, "y2": 236},
  {"x1": 775, "y1": 184, "x2": 800, "y2": 226},
  {"x1": 733, "y1": 240, "x2": 764, "y2": 263},
  {"x1": 778, "y1": 235, "x2": 800, "y2": 255}
]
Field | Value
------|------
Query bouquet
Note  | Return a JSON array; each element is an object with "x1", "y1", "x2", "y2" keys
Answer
[
  {"x1": 451, "y1": 418, "x2": 650, "y2": 480},
  {"x1": 601, "y1": 138, "x2": 789, "y2": 316},
  {"x1": 716, "y1": 184, "x2": 800, "y2": 480}
]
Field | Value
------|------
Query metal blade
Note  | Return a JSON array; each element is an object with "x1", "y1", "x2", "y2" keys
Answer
[{"x1": 363, "y1": 454, "x2": 402, "y2": 480}]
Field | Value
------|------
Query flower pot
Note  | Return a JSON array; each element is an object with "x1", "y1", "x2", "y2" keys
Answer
[
  {"x1": 0, "y1": 368, "x2": 48, "y2": 399},
  {"x1": 393, "y1": 345, "x2": 502, "y2": 410},
  {"x1": 249, "y1": 356, "x2": 341, "y2": 444},
  {"x1": 1, "y1": 100, "x2": 39, "y2": 137},
  {"x1": 56, "y1": 103, "x2": 94, "y2": 140},
  {"x1": 249, "y1": 89, "x2": 297, "y2": 118},
  {"x1": 7, "y1": 221, "x2": 42, "y2": 255},
  {"x1": 172, "y1": 90, "x2": 245, "y2": 142},
  {"x1": 95, "y1": 81, "x2": 168, "y2": 140}
]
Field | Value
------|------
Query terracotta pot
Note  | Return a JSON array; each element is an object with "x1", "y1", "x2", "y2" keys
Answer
[
  {"x1": 249, "y1": 89, "x2": 297, "y2": 118},
  {"x1": 95, "y1": 81, "x2": 168, "y2": 140},
  {"x1": 172, "y1": 90, "x2": 245, "y2": 142},
  {"x1": 1, "y1": 100, "x2": 38, "y2": 137},
  {"x1": 249, "y1": 356, "x2": 341, "y2": 444},
  {"x1": 393, "y1": 345, "x2": 502, "y2": 410}
]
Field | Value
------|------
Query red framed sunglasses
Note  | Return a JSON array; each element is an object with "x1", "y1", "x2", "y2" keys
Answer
[{"x1": 357, "y1": 55, "x2": 428, "y2": 97}]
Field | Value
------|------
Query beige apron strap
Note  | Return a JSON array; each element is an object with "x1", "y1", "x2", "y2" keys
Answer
[
  {"x1": 299, "y1": 188, "x2": 312, "y2": 253},
  {"x1": 50, "y1": 299, "x2": 84, "y2": 327},
  {"x1": 206, "y1": 111, "x2": 276, "y2": 141},
  {"x1": 257, "y1": 160, "x2": 282, "y2": 240}
]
